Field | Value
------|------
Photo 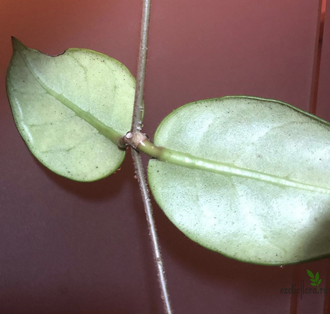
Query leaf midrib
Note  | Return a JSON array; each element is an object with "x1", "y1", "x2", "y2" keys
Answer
[
  {"x1": 17, "y1": 47, "x2": 122, "y2": 145},
  {"x1": 158, "y1": 146, "x2": 330, "y2": 194}
]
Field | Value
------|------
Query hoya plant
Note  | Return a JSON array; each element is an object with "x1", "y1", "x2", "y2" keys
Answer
[
  {"x1": 5, "y1": 2, "x2": 329, "y2": 313},
  {"x1": 9, "y1": 36, "x2": 330, "y2": 263}
]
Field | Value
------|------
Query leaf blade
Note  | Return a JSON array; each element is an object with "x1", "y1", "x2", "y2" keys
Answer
[
  {"x1": 148, "y1": 97, "x2": 330, "y2": 264},
  {"x1": 7, "y1": 38, "x2": 137, "y2": 181}
]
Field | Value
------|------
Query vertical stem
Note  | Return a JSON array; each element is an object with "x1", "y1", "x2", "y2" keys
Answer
[
  {"x1": 132, "y1": 0, "x2": 151, "y2": 132},
  {"x1": 131, "y1": 150, "x2": 173, "y2": 314},
  {"x1": 130, "y1": 0, "x2": 173, "y2": 313}
]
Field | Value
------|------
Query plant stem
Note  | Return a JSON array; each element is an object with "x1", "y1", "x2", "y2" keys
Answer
[
  {"x1": 131, "y1": 149, "x2": 173, "y2": 314},
  {"x1": 131, "y1": 0, "x2": 151, "y2": 133},
  {"x1": 130, "y1": 0, "x2": 173, "y2": 313}
]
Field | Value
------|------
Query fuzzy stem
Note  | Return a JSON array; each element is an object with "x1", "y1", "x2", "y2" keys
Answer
[
  {"x1": 130, "y1": 0, "x2": 173, "y2": 313},
  {"x1": 131, "y1": 149, "x2": 173, "y2": 314},
  {"x1": 131, "y1": 0, "x2": 151, "y2": 133}
]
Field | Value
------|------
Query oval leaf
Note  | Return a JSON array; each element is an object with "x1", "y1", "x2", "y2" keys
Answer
[
  {"x1": 148, "y1": 96, "x2": 330, "y2": 265},
  {"x1": 6, "y1": 38, "x2": 137, "y2": 181}
]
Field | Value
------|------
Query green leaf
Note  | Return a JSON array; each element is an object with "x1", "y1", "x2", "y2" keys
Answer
[
  {"x1": 148, "y1": 96, "x2": 330, "y2": 265},
  {"x1": 307, "y1": 270, "x2": 315, "y2": 278},
  {"x1": 6, "y1": 38, "x2": 137, "y2": 181},
  {"x1": 318, "y1": 279, "x2": 322, "y2": 285},
  {"x1": 315, "y1": 272, "x2": 319, "y2": 281},
  {"x1": 310, "y1": 283, "x2": 317, "y2": 286}
]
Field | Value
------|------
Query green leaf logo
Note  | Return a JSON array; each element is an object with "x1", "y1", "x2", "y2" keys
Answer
[{"x1": 307, "y1": 270, "x2": 322, "y2": 290}]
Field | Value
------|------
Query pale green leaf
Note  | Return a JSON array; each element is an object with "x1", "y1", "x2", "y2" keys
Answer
[
  {"x1": 148, "y1": 96, "x2": 330, "y2": 265},
  {"x1": 6, "y1": 38, "x2": 137, "y2": 181}
]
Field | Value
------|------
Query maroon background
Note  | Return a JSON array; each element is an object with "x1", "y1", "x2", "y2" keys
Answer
[{"x1": 0, "y1": 0, "x2": 329, "y2": 313}]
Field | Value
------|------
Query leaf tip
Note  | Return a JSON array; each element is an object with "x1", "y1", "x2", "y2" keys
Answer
[{"x1": 11, "y1": 37, "x2": 26, "y2": 52}]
